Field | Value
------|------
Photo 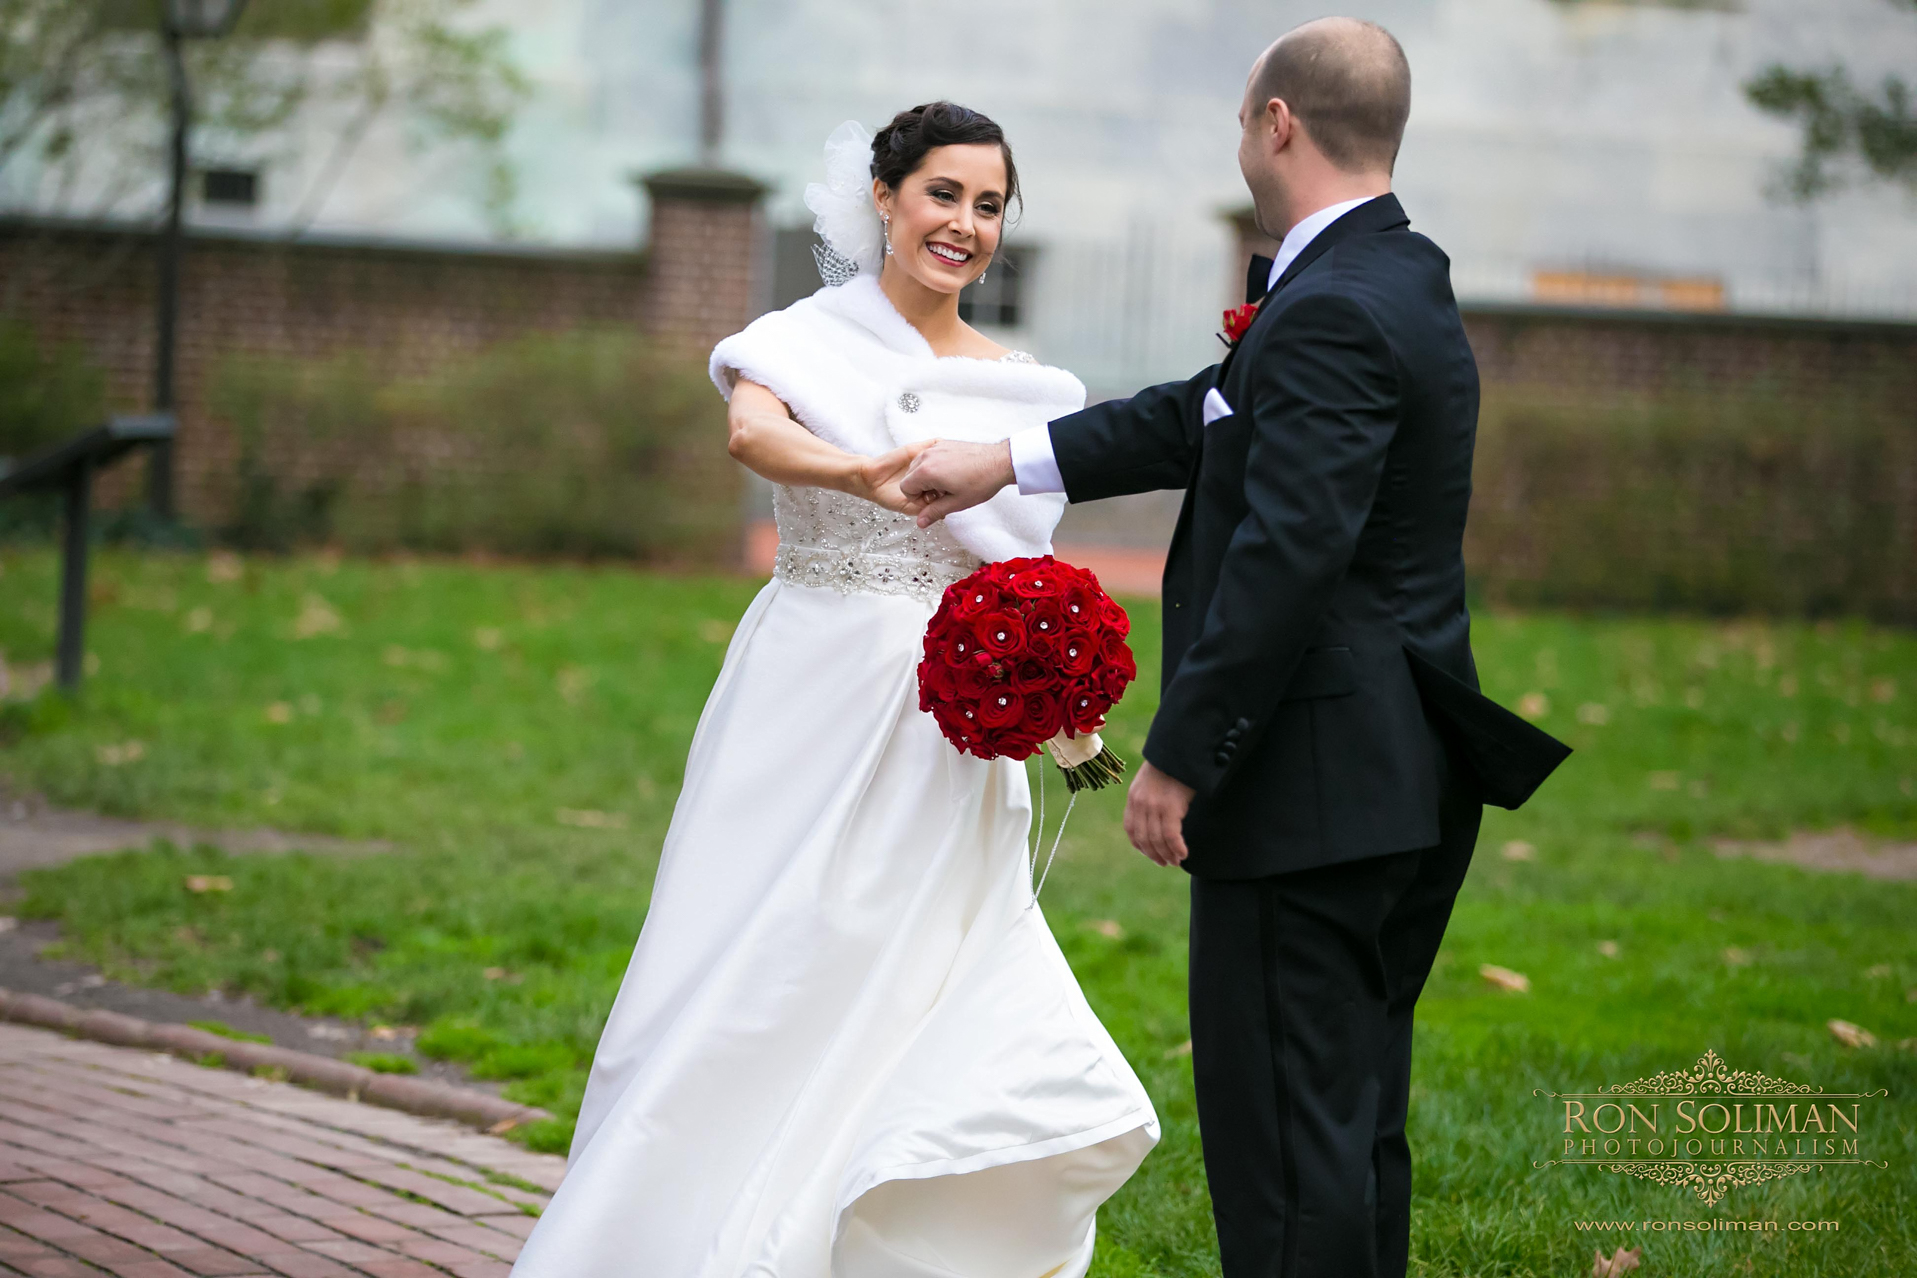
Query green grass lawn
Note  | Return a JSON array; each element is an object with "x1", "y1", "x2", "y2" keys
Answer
[{"x1": 1, "y1": 544, "x2": 1913, "y2": 1277}]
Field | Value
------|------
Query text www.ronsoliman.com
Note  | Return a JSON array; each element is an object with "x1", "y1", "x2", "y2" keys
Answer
[{"x1": 1574, "y1": 1220, "x2": 1840, "y2": 1233}]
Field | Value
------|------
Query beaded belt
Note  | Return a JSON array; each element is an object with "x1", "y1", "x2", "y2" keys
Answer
[{"x1": 773, "y1": 542, "x2": 975, "y2": 605}]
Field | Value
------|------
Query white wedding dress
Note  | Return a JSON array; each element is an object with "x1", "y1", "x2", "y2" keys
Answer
[{"x1": 508, "y1": 476, "x2": 1161, "y2": 1276}]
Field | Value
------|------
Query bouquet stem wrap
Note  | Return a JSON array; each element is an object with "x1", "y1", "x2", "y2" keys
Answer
[{"x1": 1043, "y1": 731, "x2": 1128, "y2": 793}]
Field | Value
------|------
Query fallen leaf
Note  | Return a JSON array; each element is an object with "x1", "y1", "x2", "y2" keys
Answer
[
  {"x1": 1083, "y1": 919, "x2": 1123, "y2": 939},
  {"x1": 1907, "y1": 987, "x2": 1917, "y2": 1004},
  {"x1": 556, "y1": 808, "x2": 627, "y2": 830},
  {"x1": 184, "y1": 607, "x2": 214, "y2": 633},
  {"x1": 293, "y1": 593, "x2": 342, "y2": 638},
  {"x1": 1648, "y1": 771, "x2": 1681, "y2": 791},
  {"x1": 205, "y1": 552, "x2": 243, "y2": 584},
  {"x1": 1864, "y1": 964, "x2": 1892, "y2": 979},
  {"x1": 1517, "y1": 692, "x2": 1550, "y2": 720},
  {"x1": 1596, "y1": 940, "x2": 1620, "y2": 959},
  {"x1": 556, "y1": 667, "x2": 591, "y2": 704},
  {"x1": 1576, "y1": 702, "x2": 1610, "y2": 725},
  {"x1": 1479, "y1": 963, "x2": 1530, "y2": 993},
  {"x1": 1871, "y1": 677, "x2": 1897, "y2": 703},
  {"x1": 0, "y1": 918, "x2": 17, "y2": 934},
  {"x1": 1827, "y1": 1019, "x2": 1876, "y2": 1049},
  {"x1": 382, "y1": 645, "x2": 409, "y2": 667},
  {"x1": 1164, "y1": 1039, "x2": 1193, "y2": 1059},
  {"x1": 697, "y1": 619, "x2": 734, "y2": 644},
  {"x1": 95, "y1": 741, "x2": 147, "y2": 766},
  {"x1": 1723, "y1": 946, "x2": 1752, "y2": 967},
  {"x1": 184, "y1": 875, "x2": 233, "y2": 894},
  {"x1": 473, "y1": 627, "x2": 504, "y2": 651},
  {"x1": 264, "y1": 702, "x2": 294, "y2": 724},
  {"x1": 1897, "y1": 1038, "x2": 1916, "y2": 1054},
  {"x1": 1592, "y1": 1246, "x2": 1641, "y2": 1278},
  {"x1": 487, "y1": 1117, "x2": 522, "y2": 1135},
  {"x1": 482, "y1": 967, "x2": 508, "y2": 981},
  {"x1": 1500, "y1": 840, "x2": 1536, "y2": 862},
  {"x1": 370, "y1": 1025, "x2": 399, "y2": 1041}
]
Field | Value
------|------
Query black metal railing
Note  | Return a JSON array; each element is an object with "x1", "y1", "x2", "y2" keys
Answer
[{"x1": 0, "y1": 415, "x2": 177, "y2": 690}]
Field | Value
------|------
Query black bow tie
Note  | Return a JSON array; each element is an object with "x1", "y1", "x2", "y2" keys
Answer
[{"x1": 1246, "y1": 253, "x2": 1274, "y2": 306}]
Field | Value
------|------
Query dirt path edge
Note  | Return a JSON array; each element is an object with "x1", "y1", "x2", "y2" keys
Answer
[{"x1": 0, "y1": 986, "x2": 548, "y2": 1133}]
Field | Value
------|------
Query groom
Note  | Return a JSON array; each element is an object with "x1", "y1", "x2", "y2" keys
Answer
[{"x1": 901, "y1": 17, "x2": 1567, "y2": 1278}]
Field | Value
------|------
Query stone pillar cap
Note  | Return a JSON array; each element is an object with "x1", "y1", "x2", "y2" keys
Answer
[{"x1": 637, "y1": 167, "x2": 770, "y2": 204}]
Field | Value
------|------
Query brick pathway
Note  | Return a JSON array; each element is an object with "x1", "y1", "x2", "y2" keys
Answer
[{"x1": 0, "y1": 1023, "x2": 565, "y2": 1277}]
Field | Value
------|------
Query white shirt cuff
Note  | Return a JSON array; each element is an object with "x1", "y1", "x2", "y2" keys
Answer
[{"x1": 1008, "y1": 423, "x2": 1065, "y2": 495}]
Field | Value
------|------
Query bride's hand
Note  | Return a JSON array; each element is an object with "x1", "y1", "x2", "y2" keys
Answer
[{"x1": 850, "y1": 441, "x2": 938, "y2": 515}]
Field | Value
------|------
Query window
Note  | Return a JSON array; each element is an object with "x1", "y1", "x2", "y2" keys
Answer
[
  {"x1": 202, "y1": 168, "x2": 259, "y2": 207},
  {"x1": 958, "y1": 245, "x2": 1030, "y2": 328}
]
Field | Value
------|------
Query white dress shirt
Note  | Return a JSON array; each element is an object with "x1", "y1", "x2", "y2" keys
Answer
[{"x1": 1007, "y1": 195, "x2": 1383, "y2": 496}]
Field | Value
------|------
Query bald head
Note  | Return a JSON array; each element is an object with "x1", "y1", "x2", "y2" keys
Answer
[{"x1": 1248, "y1": 18, "x2": 1410, "y2": 175}]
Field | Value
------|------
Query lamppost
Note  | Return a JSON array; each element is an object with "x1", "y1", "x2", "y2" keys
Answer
[{"x1": 148, "y1": 0, "x2": 250, "y2": 521}]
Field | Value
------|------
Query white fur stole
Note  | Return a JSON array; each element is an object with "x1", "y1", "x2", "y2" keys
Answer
[{"x1": 708, "y1": 276, "x2": 1078, "y2": 564}]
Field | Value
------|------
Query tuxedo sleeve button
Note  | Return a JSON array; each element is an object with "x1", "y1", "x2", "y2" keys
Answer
[
  {"x1": 1234, "y1": 717, "x2": 1251, "y2": 732},
  {"x1": 1213, "y1": 750, "x2": 1231, "y2": 767}
]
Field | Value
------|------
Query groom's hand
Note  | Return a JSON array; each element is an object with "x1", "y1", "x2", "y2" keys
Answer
[
  {"x1": 1124, "y1": 761, "x2": 1195, "y2": 867},
  {"x1": 899, "y1": 440, "x2": 1016, "y2": 527}
]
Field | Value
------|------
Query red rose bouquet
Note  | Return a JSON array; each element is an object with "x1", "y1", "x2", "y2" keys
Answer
[{"x1": 917, "y1": 555, "x2": 1136, "y2": 792}]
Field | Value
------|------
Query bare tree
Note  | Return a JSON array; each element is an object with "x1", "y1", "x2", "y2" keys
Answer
[{"x1": 0, "y1": 0, "x2": 528, "y2": 236}]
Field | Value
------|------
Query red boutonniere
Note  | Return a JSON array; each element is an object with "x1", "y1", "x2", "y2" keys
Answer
[{"x1": 1220, "y1": 303, "x2": 1260, "y2": 349}]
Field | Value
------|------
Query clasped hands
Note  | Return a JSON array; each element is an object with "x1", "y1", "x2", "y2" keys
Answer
[
  {"x1": 853, "y1": 439, "x2": 1018, "y2": 521},
  {"x1": 868, "y1": 439, "x2": 1197, "y2": 868}
]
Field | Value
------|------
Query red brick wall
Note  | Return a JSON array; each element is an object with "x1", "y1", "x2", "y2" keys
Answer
[
  {"x1": 641, "y1": 197, "x2": 761, "y2": 355},
  {"x1": 1, "y1": 219, "x2": 651, "y2": 518}
]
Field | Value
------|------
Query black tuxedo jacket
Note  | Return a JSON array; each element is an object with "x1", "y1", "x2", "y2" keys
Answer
[{"x1": 1048, "y1": 195, "x2": 1566, "y2": 879}]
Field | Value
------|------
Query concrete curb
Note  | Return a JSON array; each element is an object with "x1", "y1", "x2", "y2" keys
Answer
[{"x1": 0, "y1": 987, "x2": 549, "y2": 1134}]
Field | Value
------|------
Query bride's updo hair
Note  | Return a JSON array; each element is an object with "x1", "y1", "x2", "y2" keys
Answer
[{"x1": 871, "y1": 102, "x2": 1021, "y2": 215}]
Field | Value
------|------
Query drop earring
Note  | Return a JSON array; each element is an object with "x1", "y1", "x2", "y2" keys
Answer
[{"x1": 882, "y1": 213, "x2": 893, "y2": 257}]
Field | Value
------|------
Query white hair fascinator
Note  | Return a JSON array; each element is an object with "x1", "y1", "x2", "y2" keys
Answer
[{"x1": 804, "y1": 121, "x2": 883, "y2": 286}]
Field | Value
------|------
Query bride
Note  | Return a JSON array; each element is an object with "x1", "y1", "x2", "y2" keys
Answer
[{"x1": 507, "y1": 103, "x2": 1158, "y2": 1278}]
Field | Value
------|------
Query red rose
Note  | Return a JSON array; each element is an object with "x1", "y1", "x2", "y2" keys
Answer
[
  {"x1": 1008, "y1": 560, "x2": 1063, "y2": 600},
  {"x1": 950, "y1": 582, "x2": 1003, "y2": 620},
  {"x1": 954, "y1": 661, "x2": 999, "y2": 703},
  {"x1": 1023, "y1": 601, "x2": 1067, "y2": 651},
  {"x1": 1008, "y1": 658, "x2": 1053, "y2": 694},
  {"x1": 1059, "y1": 585, "x2": 1100, "y2": 630},
  {"x1": 921, "y1": 659, "x2": 961, "y2": 704},
  {"x1": 974, "y1": 610, "x2": 1027, "y2": 658},
  {"x1": 978, "y1": 686, "x2": 1025, "y2": 730},
  {"x1": 1021, "y1": 689, "x2": 1065, "y2": 740},
  {"x1": 1222, "y1": 302, "x2": 1259, "y2": 346},
  {"x1": 1099, "y1": 628, "x2": 1135, "y2": 669},
  {"x1": 1096, "y1": 662, "x2": 1132, "y2": 703},
  {"x1": 1098, "y1": 595, "x2": 1130, "y2": 637},
  {"x1": 941, "y1": 627, "x2": 980, "y2": 668},
  {"x1": 1063, "y1": 680, "x2": 1110, "y2": 733},
  {"x1": 1057, "y1": 629, "x2": 1098, "y2": 676}
]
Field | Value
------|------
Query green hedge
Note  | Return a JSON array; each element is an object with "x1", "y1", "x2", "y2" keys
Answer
[
  {"x1": 1468, "y1": 384, "x2": 1916, "y2": 622},
  {"x1": 208, "y1": 329, "x2": 738, "y2": 561}
]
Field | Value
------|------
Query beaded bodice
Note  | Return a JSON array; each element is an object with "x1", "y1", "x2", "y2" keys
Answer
[{"x1": 772, "y1": 485, "x2": 981, "y2": 605}]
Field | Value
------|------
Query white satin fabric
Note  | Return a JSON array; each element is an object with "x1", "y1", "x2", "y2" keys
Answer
[{"x1": 509, "y1": 505, "x2": 1159, "y2": 1277}]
